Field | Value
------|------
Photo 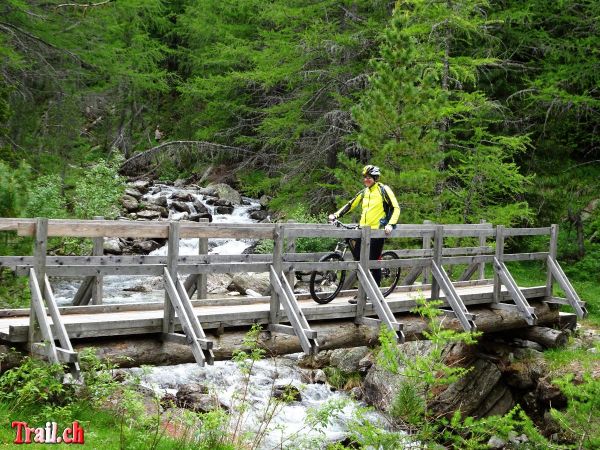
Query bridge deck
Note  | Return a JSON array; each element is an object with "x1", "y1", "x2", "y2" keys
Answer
[{"x1": 0, "y1": 281, "x2": 546, "y2": 343}]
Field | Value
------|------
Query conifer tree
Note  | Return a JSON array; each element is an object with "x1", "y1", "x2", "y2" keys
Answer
[{"x1": 349, "y1": 0, "x2": 532, "y2": 225}]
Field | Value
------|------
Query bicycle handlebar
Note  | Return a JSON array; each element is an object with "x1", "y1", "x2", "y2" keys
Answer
[{"x1": 329, "y1": 218, "x2": 358, "y2": 229}]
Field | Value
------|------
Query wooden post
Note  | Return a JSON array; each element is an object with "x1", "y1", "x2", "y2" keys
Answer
[
  {"x1": 91, "y1": 216, "x2": 104, "y2": 305},
  {"x1": 29, "y1": 218, "x2": 47, "y2": 349},
  {"x1": 356, "y1": 226, "x2": 371, "y2": 317},
  {"x1": 478, "y1": 219, "x2": 487, "y2": 280},
  {"x1": 197, "y1": 236, "x2": 208, "y2": 299},
  {"x1": 430, "y1": 225, "x2": 443, "y2": 300},
  {"x1": 494, "y1": 225, "x2": 505, "y2": 303},
  {"x1": 285, "y1": 221, "x2": 296, "y2": 289},
  {"x1": 546, "y1": 224, "x2": 558, "y2": 298},
  {"x1": 422, "y1": 220, "x2": 432, "y2": 284},
  {"x1": 163, "y1": 222, "x2": 180, "y2": 334},
  {"x1": 270, "y1": 224, "x2": 284, "y2": 325}
]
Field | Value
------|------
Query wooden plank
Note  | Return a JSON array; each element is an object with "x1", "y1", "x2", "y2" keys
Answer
[
  {"x1": 503, "y1": 227, "x2": 551, "y2": 237},
  {"x1": 502, "y1": 252, "x2": 548, "y2": 262},
  {"x1": 478, "y1": 220, "x2": 487, "y2": 280},
  {"x1": 23, "y1": 265, "x2": 165, "y2": 277},
  {"x1": 284, "y1": 228, "x2": 362, "y2": 239},
  {"x1": 459, "y1": 262, "x2": 479, "y2": 282},
  {"x1": 403, "y1": 265, "x2": 423, "y2": 285},
  {"x1": 176, "y1": 279, "x2": 214, "y2": 356},
  {"x1": 547, "y1": 257, "x2": 588, "y2": 318},
  {"x1": 72, "y1": 276, "x2": 94, "y2": 306},
  {"x1": 28, "y1": 269, "x2": 59, "y2": 363},
  {"x1": 44, "y1": 276, "x2": 80, "y2": 375},
  {"x1": 440, "y1": 255, "x2": 494, "y2": 265},
  {"x1": 30, "y1": 219, "x2": 48, "y2": 347},
  {"x1": 178, "y1": 263, "x2": 272, "y2": 275},
  {"x1": 285, "y1": 221, "x2": 296, "y2": 288},
  {"x1": 283, "y1": 261, "x2": 358, "y2": 271},
  {"x1": 442, "y1": 246, "x2": 493, "y2": 256},
  {"x1": 422, "y1": 220, "x2": 432, "y2": 284},
  {"x1": 91, "y1": 216, "x2": 104, "y2": 305},
  {"x1": 0, "y1": 256, "x2": 34, "y2": 269}
]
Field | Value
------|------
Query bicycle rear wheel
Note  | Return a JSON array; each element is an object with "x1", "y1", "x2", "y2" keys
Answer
[
  {"x1": 380, "y1": 251, "x2": 401, "y2": 297},
  {"x1": 309, "y1": 253, "x2": 346, "y2": 304}
]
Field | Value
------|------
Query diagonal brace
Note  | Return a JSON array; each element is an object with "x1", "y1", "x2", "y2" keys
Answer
[
  {"x1": 356, "y1": 265, "x2": 404, "y2": 343},
  {"x1": 430, "y1": 261, "x2": 477, "y2": 332},
  {"x1": 547, "y1": 257, "x2": 588, "y2": 318},
  {"x1": 493, "y1": 258, "x2": 537, "y2": 325}
]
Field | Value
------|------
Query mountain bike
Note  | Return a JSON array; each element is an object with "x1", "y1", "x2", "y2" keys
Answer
[{"x1": 309, "y1": 220, "x2": 401, "y2": 304}]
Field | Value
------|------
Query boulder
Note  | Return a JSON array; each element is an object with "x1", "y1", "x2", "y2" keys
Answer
[
  {"x1": 152, "y1": 196, "x2": 169, "y2": 208},
  {"x1": 175, "y1": 383, "x2": 227, "y2": 413},
  {"x1": 207, "y1": 274, "x2": 233, "y2": 294},
  {"x1": 136, "y1": 210, "x2": 161, "y2": 220},
  {"x1": 173, "y1": 179, "x2": 187, "y2": 188},
  {"x1": 329, "y1": 347, "x2": 370, "y2": 374},
  {"x1": 193, "y1": 199, "x2": 209, "y2": 214},
  {"x1": 249, "y1": 210, "x2": 269, "y2": 221},
  {"x1": 170, "y1": 192, "x2": 194, "y2": 202},
  {"x1": 298, "y1": 350, "x2": 332, "y2": 369},
  {"x1": 121, "y1": 195, "x2": 139, "y2": 212},
  {"x1": 103, "y1": 238, "x2": 123, "y2": 255},
  {"x1": 124, "y1": 188, "x2": 143, "y2": 199},
  {"x1": 231, "y1": 272, "x2": 271, "y2": 296},
  {"x1": 171, "y1": 201, "x2": 193, "y2": 214},
  {"x1": 259, "y1": 195, "x2": 271, "y2": 208},
  {"x1": 216, "y1": 206, "x2": 234, "y2": 214},
  {"x1": 207, "y1": 183, "x2": 242, "y2": 206},
  {"x1": 132, "y1": 239, "x2": 162, "y2": 254},
  {"x1": 129, "y1": 180, "x2": 151, "y2": 194},
  {"x1": 362, "y1": 363, "x2": 402, "y2": 413},
  {"x1": 143, "y1": 203, "x2": 169, "y2": 218},
  {"x1": 198, "y1": 187, "x2": 217, "y2": 197}
]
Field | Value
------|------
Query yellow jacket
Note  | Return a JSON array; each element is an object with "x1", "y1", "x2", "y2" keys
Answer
[{"x1": 333, "y1": 182, "x2": 400, "y2": 229}]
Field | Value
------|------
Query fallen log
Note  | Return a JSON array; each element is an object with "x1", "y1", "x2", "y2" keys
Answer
[
  {"x1": 0, "y1": 302, "x2": 559, "y2": 373},
  {"x1": 511, "y1": 326, "x2": 569, "y2": 349}
]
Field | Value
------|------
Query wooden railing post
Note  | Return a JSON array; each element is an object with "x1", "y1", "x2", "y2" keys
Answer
[
  {"x1": 546, "y1": 224, "x2": 558, "y2": 298},
  {"x1": 163, "y1": 222, "x2": 180, "y2": 334},
  {"x1": 270, "y1": 224, "x2": 283, "y2": 325},
  {"x1": 356, "y1": 226, "x2": 371, "y2": 318},
  {"x1": 91, "y1": 216, "x2": 104, "y2": 305},
  {"x1": 285, "y1": 220, "x2": 296, "y2": 289},
  {"x1": 478, "y1": 219, "x2": 487, "y2": 280},
  {"x1": 494, "y1": 225, "x2": 505, "y2": 303},
  {"x1": 422, "y1": 220, "x2": 432, "y2": 284},
  {"x1": 197, "y1": 235, "x2": 208, "y2": 299},
  {"x1": 430, "y1": 225, "x2": 443, "y2": 300},
  {"x1": 30, "y1": 217, "x2": 47, "y2": 349}
]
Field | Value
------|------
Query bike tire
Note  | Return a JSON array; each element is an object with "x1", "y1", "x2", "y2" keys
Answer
[
  {"x1": 380, "y1": 251, "x2": 401, "y2": 297},
  {"x1": 309, "y1": 253, "x2": 346, "y2": 304}
]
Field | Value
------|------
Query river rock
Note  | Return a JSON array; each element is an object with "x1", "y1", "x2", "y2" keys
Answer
[
  {"x1": 121, "y1": 194, "x2": 139, "y2": 212},
  {"x1": 171, "y1": 201, "x2": 193, "y2": 214},
  {"x1": 207, "y1": 274, "x2": 233, "y2": 294},
  {"x1": 259, "y1": 195, "x2": 271, "y2": 208},
  {"x1": 198, "y1": 187, "x2": 217, "y2": 196},
  {"x1": 272, "y1": 384, "x2": 302, "y2": 402},
  {"x1": 193, "y1": 199, "x2": 209, "y2": 214},
  {"x1": 216, "y1": 206, "x2": 234, "y2": 214},
  {"x1": 130, "y1": 180, "x2": 151, "y2": 194},
  {"x1": 249, "y1": 210, "x2": 269, "y2": 221},
  {"x1": 330, "y1": 346, "x2": 370, "y2": 374},
  {"x1": 143, "y1": 203, "x2": 169, "y2": 218},
  {"x1": 176, "y1": 383, "x2": 226, "y2": 413},
  {"x1": 173, "y1": 179, "x2": 186, "y2": 188},
  {"x1": 362, "y1": 363, "x2": 401, "y2": 412},
  {"x1": 153, "y1": 195, "x2": 169, "y2": 208},
  {"x1": 207, "y1": 183, "x2": 242, "y2": 206},
  {"x1": 171, "y1": 192, "x2": 194, "y2": 202},
  {"x1": 314, "y1": 369, "x2": 327, "y2": 384},
  {"x1": 231, "y1": 272, "x2": 271, "y2": 296},
  {"x1": 535, "y1": 377, "x2": 567, "y2": 408},
  {"x1": 136, "y1": 210, "x2": 161, "y2": 220},
  {"x1": 298, "y1": 350, "x2": 332, "y2": 369},
  {"x1": 103, "y1": 238, "x2": 123, "y2": 255},
  {"x1": 132, "y1": 239, "x2": 162, "y2": 254},
  {"x1": 124, "y1": 187, "x2": 143, "y2": 199}
]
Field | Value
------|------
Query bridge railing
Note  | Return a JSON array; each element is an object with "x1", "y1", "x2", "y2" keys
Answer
[{"x1": 0, "y1": 218, "x2": 586, "y2": 357}]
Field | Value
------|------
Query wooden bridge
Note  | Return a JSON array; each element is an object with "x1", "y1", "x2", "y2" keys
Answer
[{"x1": 0, "y1": 218, "x2": 587, "y2": 376}]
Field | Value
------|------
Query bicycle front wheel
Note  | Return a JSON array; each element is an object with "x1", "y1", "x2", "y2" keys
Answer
[
  {"x1": 380, "y1": 251, "x2": 401, "y2": 297},
  {"x1": 309, "y1": 253, "x2": 346, "y2": 304}
]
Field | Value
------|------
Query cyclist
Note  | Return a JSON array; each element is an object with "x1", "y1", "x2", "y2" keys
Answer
[{"x1": 328, "y1": 164, "x2": 400, "y2": 303}]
